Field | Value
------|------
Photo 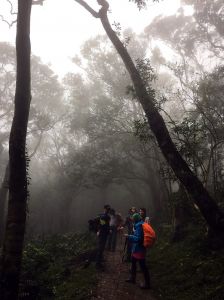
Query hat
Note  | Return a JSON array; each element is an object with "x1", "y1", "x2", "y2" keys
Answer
[{"x1": 132, "y1": 213, "x2": 141, "y2": 223}]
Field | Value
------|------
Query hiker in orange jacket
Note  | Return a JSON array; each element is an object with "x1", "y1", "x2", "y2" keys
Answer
[{"x1": 124, "y1": 213, "x2": 150, "y2": 289}]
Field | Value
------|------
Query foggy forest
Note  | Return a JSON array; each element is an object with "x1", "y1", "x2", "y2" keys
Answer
[{"x1": 0, "y1": 0, "x2": 224, "y2": 299}]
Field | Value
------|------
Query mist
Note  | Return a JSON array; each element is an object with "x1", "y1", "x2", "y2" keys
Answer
[{"x1": 0, "y1": 0, "x2": 224, "y2": 299}]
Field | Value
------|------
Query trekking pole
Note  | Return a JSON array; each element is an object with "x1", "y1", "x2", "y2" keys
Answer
[{"x1": 121, "y1": 236, "x2": 128, "y2": 263}]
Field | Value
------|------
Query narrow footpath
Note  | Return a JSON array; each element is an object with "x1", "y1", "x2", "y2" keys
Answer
[{"x1": 92, "y1": 235, "x2": 157, "y2": 300}]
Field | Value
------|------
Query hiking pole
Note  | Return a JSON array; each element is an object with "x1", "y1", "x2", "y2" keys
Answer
[{"x1": 121, "y1": 236, "x2": 128, "y2": 263}]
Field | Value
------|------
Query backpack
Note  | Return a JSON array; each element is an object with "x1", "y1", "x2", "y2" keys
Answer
[
  {"x1": 88, "y1": 218, "x2": 100, "y2": 233},
  {"x1": 142, "y1": 222, "x2": 156, "y2": 248}
]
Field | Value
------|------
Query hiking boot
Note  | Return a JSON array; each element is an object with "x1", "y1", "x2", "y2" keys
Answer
[
  {"x1": 139, "y1": 283, "x2": 151, "y2": 289},
  {"x1": 125, "y1": 278, "x2": 136, "y2": 284}
]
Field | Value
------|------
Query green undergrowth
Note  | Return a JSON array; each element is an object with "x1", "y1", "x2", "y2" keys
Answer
[
  {"x1": 20, "y1": 232, "x2": 97, "y2": 299},
  {"x1": 149, "y1": 225, "x2": 224, "y2": 300}
]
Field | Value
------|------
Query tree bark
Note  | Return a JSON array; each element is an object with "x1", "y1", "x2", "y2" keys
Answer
[
  {"x1": 0, "y1": 1, "x2": 32, "y2": 299},
  {"x1": 0, "y1": 163, "x2": 9, "y2": 247},
  {"x1": 171, "y1": 185, "x2": 192, "y2": 242},
  {"x1": 74, "y1": 0, "x2": 224, "y2": 235}
]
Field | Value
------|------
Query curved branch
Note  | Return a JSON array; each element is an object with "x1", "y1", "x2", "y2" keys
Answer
[
  {"x1": 6, "y1": 0, "x2": 17, "y2": 15},
  {"x1": 0, "y1": 15, "x2": 17, "y2": 27},
  {"x1": 0, "y1": 0, "x2": 17, "y2": 27},
  {"x1": 74, "y1": 0, "x2": 99, "y2": 18}
]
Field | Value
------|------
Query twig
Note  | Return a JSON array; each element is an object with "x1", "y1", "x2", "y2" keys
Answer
[
  {"x1": 0, "y1": 15, "x2": 17, "y2": 28},
  {"x1": 0, "y1": 0, "x2": 17, "y2": 27},
  {"x1": 6, "y1": 0, "x2": 17, "y2": 15},
  {"x1": 32, "y1": 0, "x2": 45, "y2": 5}
]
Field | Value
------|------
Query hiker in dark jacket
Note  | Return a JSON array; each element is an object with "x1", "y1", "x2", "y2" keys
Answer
[
  {"x1": 125, "y1": 213, "x2": 150, "y2": 289},
  {"x1": 95, "y1": 204, "x2": 111, "y2": 269},
  {"x1": 107, "y1": 208, "x2": 118, "y2": 252}
]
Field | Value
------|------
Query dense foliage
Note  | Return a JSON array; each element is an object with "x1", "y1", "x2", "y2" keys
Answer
[
  {"x1": 150, "y1": 225, "x2": 224, "y2": 300},
  {"x1": 19, "y1": 233, "x2": 97, "y2": 299}
]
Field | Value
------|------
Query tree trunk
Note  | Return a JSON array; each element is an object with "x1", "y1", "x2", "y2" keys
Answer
[
  {"x1": 0, "y1": 1, "x2": 32, "y2": 299},
  {"x1": 145, "y1": 161, "x2": 168, "y2": 222},
  {"x1": 98, "y1": 3, "x2": 224, "y2": 234},
  {"x1": 171, "y1": 185, "x2": 192, "y2": 242},
  {"x1": 0, "y1": 163, "x2": 9, "y2": 247},
  {"x1": 75, "y1": 0, "x2": 224, "y2": 235}
]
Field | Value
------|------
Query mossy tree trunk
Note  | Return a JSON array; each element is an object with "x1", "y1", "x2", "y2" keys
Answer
[
  {"x1": 75, "y1": 0, "x2": 224, "y2": 236},
  {"x1": 171, "y1": 185, "x2": 193, "y2": 242},
  {"x1": 0, "y1": 163, "x2": 9, "y2": 247},
  {"x1": 0, "y1": 1, "x2": 32, "y2": 299}
]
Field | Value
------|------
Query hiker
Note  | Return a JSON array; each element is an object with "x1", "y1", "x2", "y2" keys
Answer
[
  {"x1": 139, "y1": 207, "x2": 150, "y2": 224},
  {"x1": 116, "y1": 212, "x2": 123, "y2": 231},
  {"x1": 107, "y1": 210, "x2": 124, "y2": 252},
  {"x1": 95, "y1": 204, "x2": 111, "y2": 269},
  {"x1": 107, "y1": 208, "x2": 118, "y2": 252},
  {"x1": 124, "y1": 213, "x2": 150, "y2": 289},
  {"x1": 116, "y1": 212, "x2": 124, "y2": 244},
  {"x1": 115, "y1": 213, "x2": 124, "y2": 233},
  {"x1": 122, "y1": 207, "x2": 137, "y2": 262}
]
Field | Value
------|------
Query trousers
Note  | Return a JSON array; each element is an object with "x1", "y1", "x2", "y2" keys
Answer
[{"x1": 131, "y1": 256, "x2": 150, "y2": 286}]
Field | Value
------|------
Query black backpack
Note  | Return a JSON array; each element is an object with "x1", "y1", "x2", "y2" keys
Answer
[{"x1": 88, "y1": 218, "x2": 100, "y2": 233}]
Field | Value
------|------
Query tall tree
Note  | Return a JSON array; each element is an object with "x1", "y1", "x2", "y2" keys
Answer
[
  {"x1": 0, "y1": 163, "x2": 9, "y2": 247},
  {"x1": 74, "y1": 0, "x2": 224, "y2": 235},
  {"x1": 145, "y1": 2, "x2": 224, "y2": 197},
  {"x1": 0, "y1": 0, "x2": 32, "y2": 299}
]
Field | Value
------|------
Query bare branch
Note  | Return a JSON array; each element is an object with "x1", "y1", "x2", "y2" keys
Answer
[
  {"x1": 0, "y1": 15, "x2": 17, "y2": 28},
  {"x1": 32, "y1": 0, "x2": 45, "y2": 6},
  {"x1": 6, "y1": 0, "x2": 17, "y2": 15},
  {"x1": 74, "y1": 0, "x2": 99, "y2": 18},
  {"x1": 0, "y1": 0, "x2": 17, "y2": 27}
]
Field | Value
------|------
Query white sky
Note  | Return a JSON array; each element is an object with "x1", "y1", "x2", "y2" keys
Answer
[{"x1": 0, "y1": 0, "x2": 182, "y2": 77}]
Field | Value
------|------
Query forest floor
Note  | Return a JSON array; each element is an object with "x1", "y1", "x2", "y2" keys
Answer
[
  {"x1": 92, "y1": 235, "x2": 157, "y2": 300},
  {"x1": 18, "y1": 226, "x2": 224, "y2": 299}
]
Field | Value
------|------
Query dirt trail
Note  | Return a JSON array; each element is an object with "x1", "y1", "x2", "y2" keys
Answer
[{"x1": 92, "y1": 235, "x2": 157, "y2": 300}]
